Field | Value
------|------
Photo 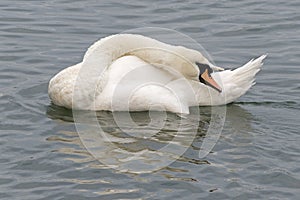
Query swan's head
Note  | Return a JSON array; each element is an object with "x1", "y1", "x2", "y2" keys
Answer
[{"x1": 196, "y1": 62, "x2": 222, "y2": 93}]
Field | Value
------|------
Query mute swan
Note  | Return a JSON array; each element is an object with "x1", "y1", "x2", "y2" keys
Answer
[{"x1": 48, "y1": 34, "x2": 266, "y2": 113}]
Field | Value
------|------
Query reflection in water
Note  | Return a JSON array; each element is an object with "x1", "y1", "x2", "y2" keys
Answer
[
  {"x1": 46, "y1": 104, "x2": 254, "y2": 174},
  {"x1": 47, "y1": 104, "x2": 74, "y2": 122},
  {"x1": 225, "y1": 103, "x2": 254, "y2": 132}
]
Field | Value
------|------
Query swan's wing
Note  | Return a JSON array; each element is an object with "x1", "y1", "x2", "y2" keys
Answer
[{"x1": 95, "y1": 55, "x2": 191, "y2": 113}]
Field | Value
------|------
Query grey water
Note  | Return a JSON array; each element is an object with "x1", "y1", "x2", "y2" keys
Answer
[{"x1": 1, "y1": 0, "x2": 300, "y2": 199}]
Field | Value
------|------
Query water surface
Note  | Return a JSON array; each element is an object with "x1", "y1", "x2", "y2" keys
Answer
[{"x1": 1, "y1": 0, "x2": 300, "y2": 199}]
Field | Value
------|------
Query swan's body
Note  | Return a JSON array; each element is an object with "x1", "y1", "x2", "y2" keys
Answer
[{"x1": 49, "y1": 34, "x2": 266, "y2": 113}]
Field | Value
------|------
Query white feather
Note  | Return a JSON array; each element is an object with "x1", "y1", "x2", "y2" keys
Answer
[{"x1": 48, "y1": 34, "x2": 267, "y2": 113}]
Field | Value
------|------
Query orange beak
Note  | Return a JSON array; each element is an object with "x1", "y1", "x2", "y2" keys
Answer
[{"x1": 201, "y1": 69, "x2": 222, "y2": 93}]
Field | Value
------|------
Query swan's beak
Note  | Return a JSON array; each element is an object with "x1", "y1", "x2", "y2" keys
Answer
[{"x1": 201, "y1": 69, "x2": 222, "y2": 93}]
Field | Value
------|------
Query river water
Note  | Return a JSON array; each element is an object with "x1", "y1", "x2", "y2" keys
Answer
[{"x1": 1, "y1": 0, "x2": 300, "y2": 199}]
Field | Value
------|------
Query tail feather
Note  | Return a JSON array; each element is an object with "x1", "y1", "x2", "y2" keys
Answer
[
  {"x1": 220, "y1": 54, "x2": 267, "y2": 104},
  {"x1": 232, "y1": 54, "x2": 266, "y2": 84}
]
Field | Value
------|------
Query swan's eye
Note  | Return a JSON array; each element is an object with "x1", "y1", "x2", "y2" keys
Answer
[{"x1": 195, "y1": 62, "x2": 213, "y2": 75}]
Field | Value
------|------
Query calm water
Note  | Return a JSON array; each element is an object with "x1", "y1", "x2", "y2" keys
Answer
[{"x1": 1, "y1": 0, "x2": 300, "y2": 199}]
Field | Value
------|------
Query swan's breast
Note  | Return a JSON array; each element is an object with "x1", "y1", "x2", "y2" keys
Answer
[{"x1": 48, "y1": 63, "x2": 81, "y2": 108}]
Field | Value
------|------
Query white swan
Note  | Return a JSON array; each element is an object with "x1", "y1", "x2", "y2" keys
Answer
[{"x1": 48, "y1": 34, "x2": 266, "y2": 113}]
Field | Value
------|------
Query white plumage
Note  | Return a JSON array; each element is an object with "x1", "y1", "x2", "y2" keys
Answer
[{"x1": 48, "y1": 34, "x2": 266, "y2": 113}]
